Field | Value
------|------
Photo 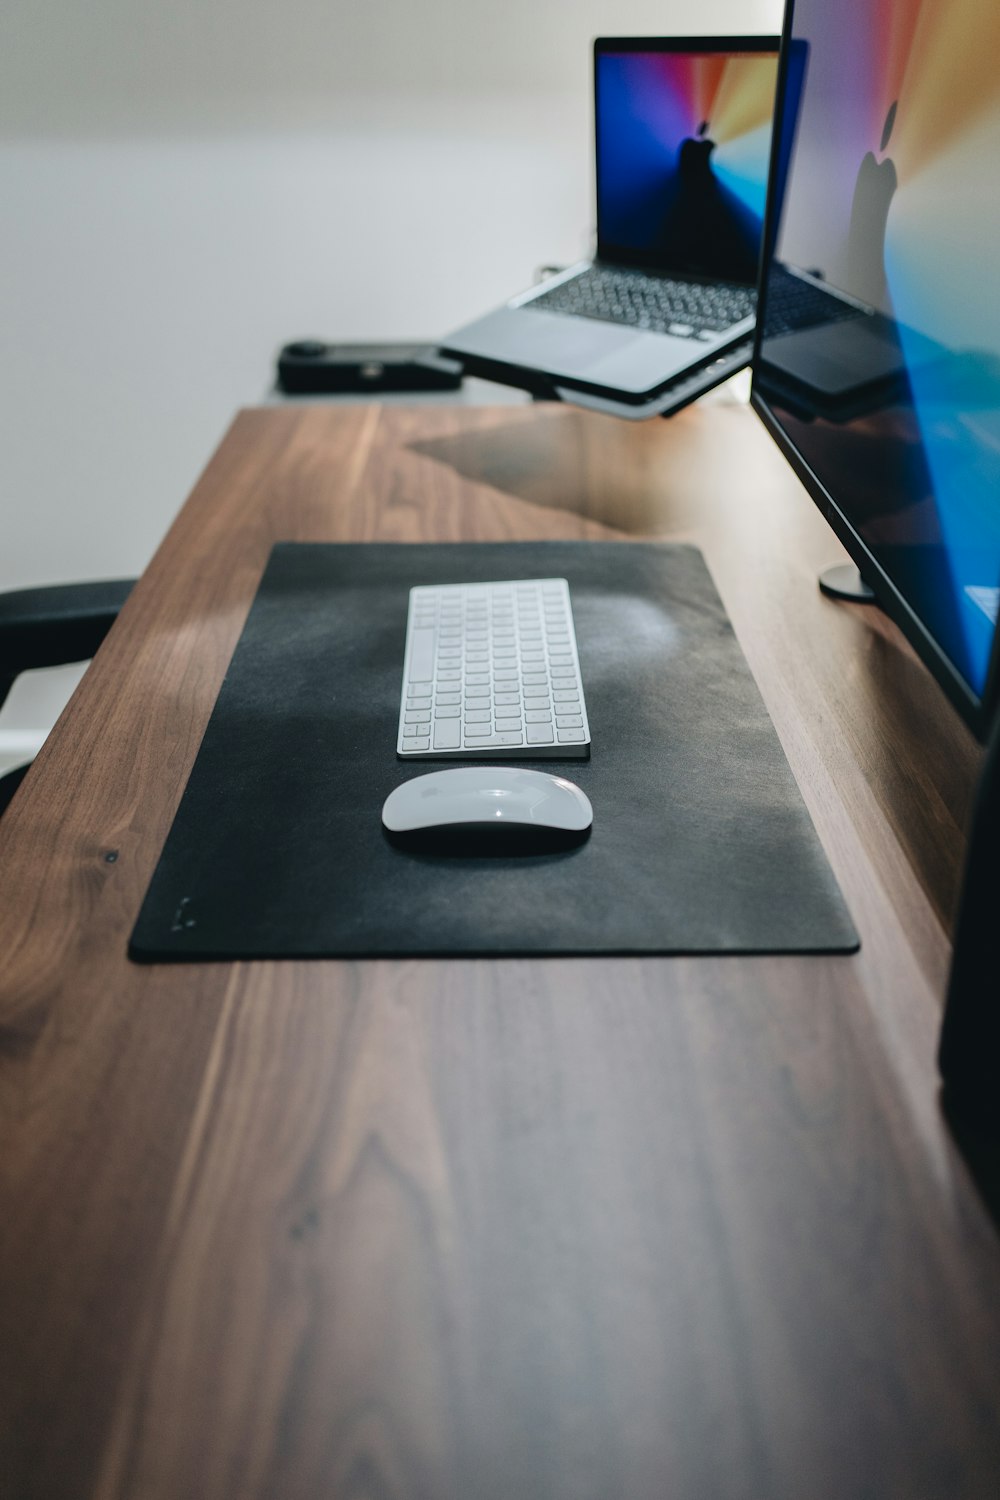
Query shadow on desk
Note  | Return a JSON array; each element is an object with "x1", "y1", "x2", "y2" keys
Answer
[{"x1": 409, "y1": 406, "x2": 677, "y2": 536}]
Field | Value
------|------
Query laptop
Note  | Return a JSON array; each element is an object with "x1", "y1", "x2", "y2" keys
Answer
[{"x1": 439, "y1": 36, "x2": 780, "y2": 413}]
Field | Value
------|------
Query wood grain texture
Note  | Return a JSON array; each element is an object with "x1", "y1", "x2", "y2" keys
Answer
[{"x1": 1, "y1": 400, "x2": 998, "y2": 1500}]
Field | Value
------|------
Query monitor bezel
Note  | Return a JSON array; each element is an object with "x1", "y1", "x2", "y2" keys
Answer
[
  {"x1": 593, "y1": 35, "x2": 781, "y2": 279},
  {"x1": 749, "y1": 1, "x2": 1000, "y2": 744}
]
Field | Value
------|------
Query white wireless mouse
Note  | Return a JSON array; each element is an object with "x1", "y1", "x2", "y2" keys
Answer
[{"x1": 382, "y1": 766, "x2": 593, "y2": 836}]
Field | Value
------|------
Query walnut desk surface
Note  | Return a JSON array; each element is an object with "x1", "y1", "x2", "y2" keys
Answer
[{"x1": 2, "y1": 401, "x2": 998, "y2": 1500}]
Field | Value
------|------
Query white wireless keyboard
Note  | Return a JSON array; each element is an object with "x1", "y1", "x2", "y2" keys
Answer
[{"x1": 396, "y1": 578, "x2": 591, "y2": 759}]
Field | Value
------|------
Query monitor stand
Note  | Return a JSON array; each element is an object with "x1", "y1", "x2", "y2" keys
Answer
[{"x1": 818, "y1": 563, "x2": 876, "y2": 602}]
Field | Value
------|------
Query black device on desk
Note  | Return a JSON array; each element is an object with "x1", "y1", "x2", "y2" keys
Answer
[
  {"x1": 277, "y1": 340, "x2": 463, "y2": 396},
  {"x1": 439, "y1": 35, "x2": 779, "y2": 417},
  {"x1": 751, "y1": 0, "x2": 1000, "y2": 1118}
]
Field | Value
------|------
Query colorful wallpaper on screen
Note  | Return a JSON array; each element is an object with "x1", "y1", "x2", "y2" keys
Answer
[
  {"x1": 596, "y1": 52, "x2": 777, "y2": 282},
  {"x1": 765, "y1": 0, "x2": 1000, "y2": 699}
]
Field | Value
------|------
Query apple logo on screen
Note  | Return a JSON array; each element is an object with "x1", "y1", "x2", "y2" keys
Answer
[
  {"x1": 679, "y1": 120, "x2": 716, "y2": 180},
  {"x1": 846, "y1": 101, "x2": 899, "y2": 310}
]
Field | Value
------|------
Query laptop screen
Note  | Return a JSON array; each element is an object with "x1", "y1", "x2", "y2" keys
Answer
[{"x1": 595, "y1": 39, "x2": 779, "y2": 284}]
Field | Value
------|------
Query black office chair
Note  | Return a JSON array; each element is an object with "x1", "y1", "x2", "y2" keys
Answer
[{"x1": 0, "y1": 579, "x2": 136, "y2": 815}]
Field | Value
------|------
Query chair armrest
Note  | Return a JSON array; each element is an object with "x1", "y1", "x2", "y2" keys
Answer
[{"x1": 0, "y1": 579, "x2": 136, "y2": 676}]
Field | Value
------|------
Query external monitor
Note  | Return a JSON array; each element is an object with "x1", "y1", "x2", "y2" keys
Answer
[{"x1": 752, "y1": 0, "x2": 1000, "y2": 741}]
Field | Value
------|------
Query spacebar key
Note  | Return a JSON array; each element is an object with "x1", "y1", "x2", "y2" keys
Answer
[{"x1": 433, "y1": 720, "x2": 461, "y2": 749}]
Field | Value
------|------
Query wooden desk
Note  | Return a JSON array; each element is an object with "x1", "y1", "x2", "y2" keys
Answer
[{"x1": 2, "y1": 401, "x2": 999, "y2": 1500}]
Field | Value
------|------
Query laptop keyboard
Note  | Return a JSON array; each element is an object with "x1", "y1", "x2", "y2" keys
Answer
[{"x1": 528, "y1": 266, "x2": 757, "y2": 338}]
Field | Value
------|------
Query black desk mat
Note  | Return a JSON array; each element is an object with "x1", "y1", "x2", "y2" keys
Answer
[{"x1": 129, "y1": 542, "x2": 858, "y2": 960}]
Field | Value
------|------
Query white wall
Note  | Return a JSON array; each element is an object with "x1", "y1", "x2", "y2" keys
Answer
[{"x1": 0, "y1": 0, "x2": 781, "y2": 751}]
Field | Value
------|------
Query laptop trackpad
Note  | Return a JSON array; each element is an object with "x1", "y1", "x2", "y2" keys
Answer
[
  {"x1": 507, "y1": 308, "x2": 643, "y2": 362},
  {"x1": 445, "y1": 307, "x2": 694, "y2": 391}
]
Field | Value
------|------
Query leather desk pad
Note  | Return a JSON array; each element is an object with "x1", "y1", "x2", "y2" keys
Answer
[{"x1": 129, "y1": 542, "x2": 858, "y2": 960}]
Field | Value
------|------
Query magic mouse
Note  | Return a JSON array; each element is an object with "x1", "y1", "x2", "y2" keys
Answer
[{"x1": 382, "y1": 766, "x2": 593, "y2": 849}]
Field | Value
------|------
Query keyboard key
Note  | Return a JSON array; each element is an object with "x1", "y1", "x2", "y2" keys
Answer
[
  {"x1": 477, "y1": 732, "x2": 524, "y2": 748},
  {"x1": 434, "y1": 720, "x2": 461, "y2": 749},
  {"x1": 558, "y1": 729, "x2": 585, "y2": 742},
  {"x1": 527, "y1": 724, "x2": 554, "y2": 744},
  {"x1": 525, "y1": 709, "x2": 552, "y2": 723},
  {"x1": 408, "y1": 628, "x2": 435, "y2": 681}
]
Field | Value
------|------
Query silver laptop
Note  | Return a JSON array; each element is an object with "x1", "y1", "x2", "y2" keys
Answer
[{"x1": 441, "y1": 36, "x2": 779, "y2": 406}]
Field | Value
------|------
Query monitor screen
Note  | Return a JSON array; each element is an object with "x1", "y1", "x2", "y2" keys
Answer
[
  {"x1": 595, "y1": 40, "x2": 779, "y2": 284},
  {"x1": 753, "y1": 0, "x2": 1000, "y2": 736}
]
